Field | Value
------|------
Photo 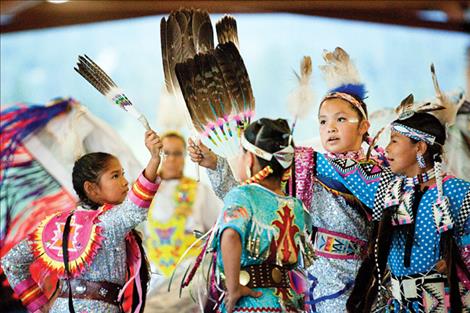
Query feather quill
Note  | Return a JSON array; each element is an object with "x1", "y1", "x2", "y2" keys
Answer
[
  {"x1": 428, "y1": 63, "x2": 459, "y2": 126},
  {"x1": 74, "y1": 55, "x2": 151, "y2": 130}
]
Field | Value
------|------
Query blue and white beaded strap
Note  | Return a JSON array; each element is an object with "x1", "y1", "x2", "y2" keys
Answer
[
  {"x1": 372, "y1": 168, "x2": 395, "y2": 221},
  {"x1": 455, "y1": 189, "x2": 470, "y2": 236},
  {"x1": 391, "y1": 122, "x2": 436, "y2": 145}
]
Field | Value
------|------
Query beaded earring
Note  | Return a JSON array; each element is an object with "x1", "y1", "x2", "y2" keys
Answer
[{"x1": 416, "y1": 153, "x2": 426, "y2": 168}]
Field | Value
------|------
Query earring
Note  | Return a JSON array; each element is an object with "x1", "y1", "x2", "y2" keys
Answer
[{"x1": 416, "y1": 153, "x2": 426, "y2": 168}]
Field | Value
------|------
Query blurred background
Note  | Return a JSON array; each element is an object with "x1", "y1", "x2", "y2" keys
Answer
[{"x1": 1, "y1": 0, "x2": 469, "y2": 168}]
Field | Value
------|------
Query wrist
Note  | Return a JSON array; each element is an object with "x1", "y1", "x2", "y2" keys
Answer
[{"x1": 208, "y1": 154, "x2": 218, "y2": 170}]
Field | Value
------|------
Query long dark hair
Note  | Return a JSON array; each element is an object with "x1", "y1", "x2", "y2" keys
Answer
[
  {"x1": 71, "y1": 152, "x2": 150, "y2": 312},
  {"x1": 244, "y1": 118, "x2": 292, "y2": 179},
  {"x1": 348, "y1": 112, "x2": 467, "y2": 312},
  {"x1": 395, "y1": 112, "x2": 446, "y2": 164}
]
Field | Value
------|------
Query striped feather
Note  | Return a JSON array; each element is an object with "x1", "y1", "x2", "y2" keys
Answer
[{"x1": 216, "y1": 15, "x2": 239, "y2": 49}]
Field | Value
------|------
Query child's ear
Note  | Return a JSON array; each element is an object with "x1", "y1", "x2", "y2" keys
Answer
[
  {"x1": 359, "y1": 119, "x2": 371, "y2": 135},
  {"x1": 248, "y1": 152, "x2": 255, "y2": 168},
  {"x1": 416, "y1": 141, "x2": 429, "y2": 156},
  {"x1": 84, "y1": 181, "x2": 97, "y2": 197}
]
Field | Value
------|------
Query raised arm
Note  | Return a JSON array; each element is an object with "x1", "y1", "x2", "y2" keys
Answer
[
  {"x1": 100, "y1": 129, "x2": 162, "y2": 233},
  {"x1": 315, "y1": 152, "x2": 395, "y2": 218},
  {"x1": 188, "y1": 138, "x2": 238, "y2": 200}
]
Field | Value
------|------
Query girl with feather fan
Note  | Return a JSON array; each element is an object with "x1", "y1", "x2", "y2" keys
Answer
[
  {"x1": 190, "y1": 47, "x2": 386, "y2": 312},
  {"x1": 1, "y1": 101, "x2": 164, "y2": 313}
]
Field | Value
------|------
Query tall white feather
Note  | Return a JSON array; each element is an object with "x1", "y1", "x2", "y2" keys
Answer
[{"x1": 287, "y1": 56, "x2": 315, "y2": 125}]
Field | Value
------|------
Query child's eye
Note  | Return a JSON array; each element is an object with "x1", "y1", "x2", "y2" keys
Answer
[
  {"x1": 113, "y1": 174, "x2": 119, "y2": 179},
  {"x1": 338, "y1": 117, "x2": 346, "y2": 122},
  {"x1": 319, "y1": 120, "x2": 326, "y2": 125}
]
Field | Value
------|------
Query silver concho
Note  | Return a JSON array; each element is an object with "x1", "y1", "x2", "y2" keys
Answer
[
  {"x1": 99, "y1": 287, "x2": 108, "y2": 297},
  {"x1": 75, "y1": 284, "x2": 86, "y2": 294}
]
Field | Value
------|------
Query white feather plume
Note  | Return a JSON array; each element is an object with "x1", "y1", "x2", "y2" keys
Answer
[
  {"x1": 428, "y1": 64, "x2": 461, "y2": 127},
  {"x1": 406, "y1": 65, "x2": 463, "y2": 127},
  {"x1": 157, "y1": 85, "x2": 187, "y2": 132},
  {"x1": 287, "y1": 56, "x2": 315, "y2": 120},
  {"x1": 319, "y1": 47, "x2": 362, "y2": 90}
]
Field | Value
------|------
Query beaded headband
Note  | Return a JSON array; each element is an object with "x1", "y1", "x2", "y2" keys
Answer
[
  {"x1": 241, "y1": 134, "x2": 294, "y2": 169},
  {"x1": 321, "y1": 92, "x2": 367, "y2": 120}
]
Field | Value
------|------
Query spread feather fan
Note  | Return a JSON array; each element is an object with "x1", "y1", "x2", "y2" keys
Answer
[{"x1": 175, "y1": 41, "x2": 255, "y2": 173}]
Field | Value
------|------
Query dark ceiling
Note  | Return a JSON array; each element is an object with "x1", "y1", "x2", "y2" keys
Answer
[{"x1": 1, "y1": 0, "x2": 469, "y2": 34}]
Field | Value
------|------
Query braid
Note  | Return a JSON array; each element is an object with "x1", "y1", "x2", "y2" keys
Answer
[{"x1": 72, "y1": 152, "x2": 115, "y2": 209}]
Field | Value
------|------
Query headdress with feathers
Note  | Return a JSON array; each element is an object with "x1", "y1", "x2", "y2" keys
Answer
[
  {"x1": 389, "y1": 64, "x2": 462, "y2": 236},
  {"x1": 394, "y1": 64, "x2": 463, "y2": 128},
  {"x1": 319, "y1": 47, "x2": 367, "y2": 119}
]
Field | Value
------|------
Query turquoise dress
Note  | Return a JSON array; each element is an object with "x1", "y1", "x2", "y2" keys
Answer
[{"x1": 214, "y1": 183, "x2": 310, "y2": 313}]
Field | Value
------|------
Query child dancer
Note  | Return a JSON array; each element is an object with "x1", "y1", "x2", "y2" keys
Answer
[
  {"x1": 1, "y1": 130, "x2": 162, "y2": 313},
  {"x1": 312, "y1": 68, "x2": 470, "y2": 312},
  {"x1": 205, "y1": 118, "x2": 312, "y2": 312},
  {"x1": 189, "y1": 47, "x2": 384, "y2": 312}
]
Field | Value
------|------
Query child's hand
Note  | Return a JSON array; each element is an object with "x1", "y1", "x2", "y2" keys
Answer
[
  {"x1": 188, "y1": 138, "x2": 217, "y2": 170},
  {"x1": 143, "y1": 130, "x2": 163, "y2": 182},
  {"x1": 145, "y1": 130, "x2": 163, "y2": 160},
  {"x1": 224, "y1": 284, "x2": 262, "y2": 313}
]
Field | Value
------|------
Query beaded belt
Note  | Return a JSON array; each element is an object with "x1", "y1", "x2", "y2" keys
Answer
[
  {"x1": 313, "y1": 228, "x2": 366, "y2": 260},
  {"x1": 58, "y1": 279, "x2": 122, "y2": 306}
]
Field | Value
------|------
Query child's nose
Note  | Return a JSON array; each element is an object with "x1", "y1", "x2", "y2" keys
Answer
[{"x1": 327, "y1": 123, "x2": 337, "y2": 132}]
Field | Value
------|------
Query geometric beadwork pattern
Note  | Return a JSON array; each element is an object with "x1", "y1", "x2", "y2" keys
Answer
[{"x1": 456, "y1": 190, "x2": 470, "y2": 236}]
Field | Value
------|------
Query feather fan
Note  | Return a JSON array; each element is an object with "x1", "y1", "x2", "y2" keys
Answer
[
  {"x1": 175, "y1": 41, "x2": 255, "y2": 168},
  {"x1": 161, "y1": 8, "x2": 214, "y2": 97},
  {"x1": 74, "y1": 55, "x2": 151, "y2": 130}
]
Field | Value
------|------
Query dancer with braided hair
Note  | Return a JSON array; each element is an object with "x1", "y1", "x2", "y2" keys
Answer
[{"x1": 1, "y1": 130, "x2": 163, "y2": 313}]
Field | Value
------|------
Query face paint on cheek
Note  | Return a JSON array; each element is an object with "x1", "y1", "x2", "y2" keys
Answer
[{"x1": 346, "y1": 118, "x2": 359, "y2": 123}]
